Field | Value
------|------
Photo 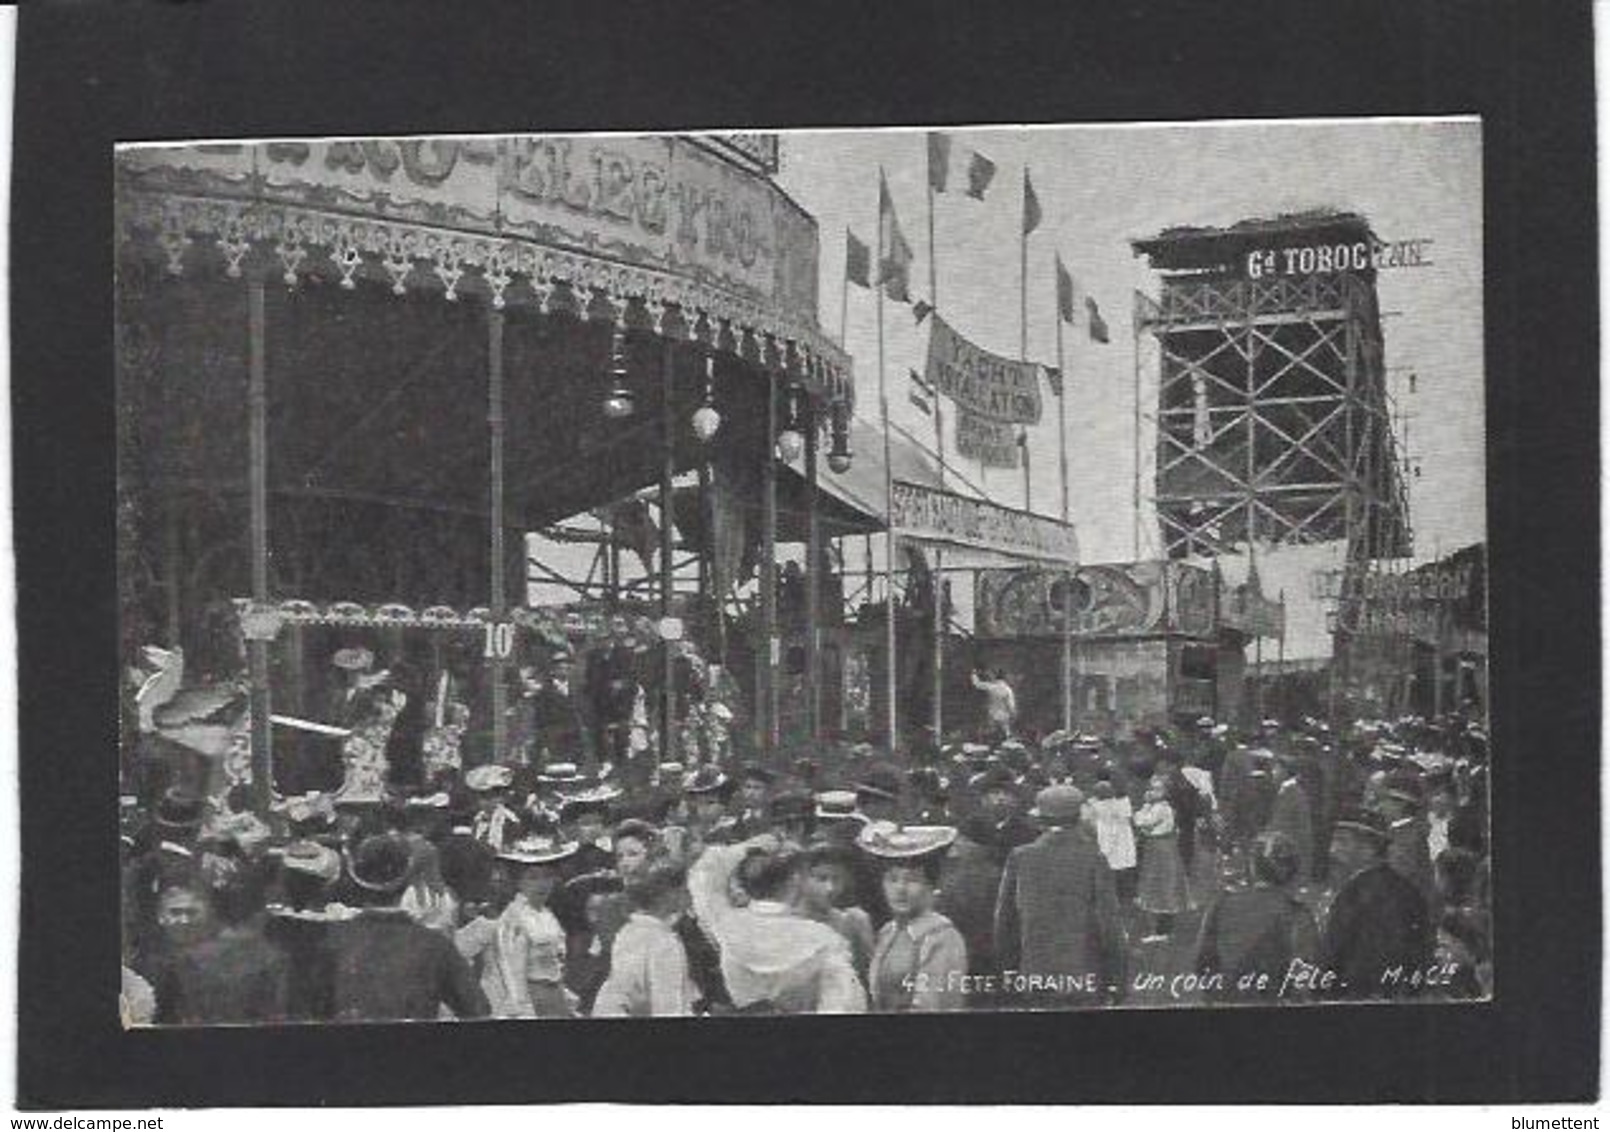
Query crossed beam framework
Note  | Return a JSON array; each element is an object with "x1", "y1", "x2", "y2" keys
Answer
[{"x1": 1136, "y1": 273, "x2": 1411, "y2": 564}]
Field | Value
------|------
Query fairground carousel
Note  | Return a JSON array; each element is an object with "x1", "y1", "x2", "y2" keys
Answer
[{"x1": 115, "y1": 134, "x2": 857, "y2": 816}]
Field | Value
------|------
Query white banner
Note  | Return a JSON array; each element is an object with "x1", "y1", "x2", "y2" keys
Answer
[
  {"x1": 954, "y1": 408, "x2": 1021, "y2": 468},
  {"x1": 924, "y1": 313, "x2": 1044, "y2": 424},
  {"x1": 889, "y1": 481, "x2": 1077, "y2": 565}
]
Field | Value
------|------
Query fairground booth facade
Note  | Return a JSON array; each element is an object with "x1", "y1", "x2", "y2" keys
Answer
[{"x1": 116, "y1": 135, "x2": 865, "y2": 813}]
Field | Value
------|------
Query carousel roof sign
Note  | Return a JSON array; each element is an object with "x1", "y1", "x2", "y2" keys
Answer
[
  {"x1": 115, "y1": 135, "x2": 849, "y2": 400},
  {"x1": 691, "y1": 133, "x2": 781, "y2": 176}
]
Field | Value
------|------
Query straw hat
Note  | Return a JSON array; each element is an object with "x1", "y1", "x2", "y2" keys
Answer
[
  {"x1": 497, "y1": 833, "x2": 580, "y2": 866},
  {"x1": 537, "y1": 762, "x2": 586, "y2": 787},
  {"x1": 278, "y1": 839, "x2": 341, "y2": 885},
  {"x1": 814, "y1": 790, "x2": 862, "y2": 821},
  {"x1": 856, "y1": 823, "x2": 958, "y2": 862},
  {"x1": 683, "y1": 767, "x2": 731, "y2": 796},
  {"x1": 465, "y1": 764, "x2": 514, "y2": 793},
  {"x1": 332, "y1": 647, "x2": 375, "y2": 672}
]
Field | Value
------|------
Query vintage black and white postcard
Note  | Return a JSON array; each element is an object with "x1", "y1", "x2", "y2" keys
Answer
[
  {"x1": 113, "y1": 120, "x2": 1490, "y2": 1025},
  {"x1": 10, "y1": 0, "x2": 1599, "y2": 1111}
]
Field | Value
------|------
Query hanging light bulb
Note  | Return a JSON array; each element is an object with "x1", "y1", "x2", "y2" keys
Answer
[
  {"x1": 827, "y1": 398, "x2": 853, "y2": 473},
  {"x1": 691, "y1": 353, "x2": 720, "y2": 442},
  {"x1": 775, "y1": 387, "x2": 804, "y2": 462},
  {"x1": 692, "y1": 402, "x2": 721, "y2": 443},
  {"x1": 601, "y1": 325, "x2": 634, "y2": 419}
]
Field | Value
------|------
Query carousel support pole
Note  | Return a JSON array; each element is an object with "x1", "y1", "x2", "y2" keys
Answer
[
  {"x1": 659, "y1": 338, "x2": 678, "y2": 769},
  {"x1": 703, "y1": 377, "x2": 728, "y2": 672},
  {"x1": 488, "y1": 307, "x2": 509, "y2": 764},
  {"x1": 804, "y1": 395, "x2": 823, "y2": 741},
  {"x1": 163, "y1": 491, "x2": 183, "y2": 647},
  {"x1": 864, "y1": 534, "x2": 874, "y2": 605},
  {"x1": 697, "y1": 462, "x2": 711, "y2": 607},
  {"x1": 246, "y1": 278, "x2": 274, "y2": 816},
  {"x1": 928, "y1": 170, "x2": 945, "y2": 748},
  {"x1": 760, "y1": 360, "x2": 780, "y2": 750}
]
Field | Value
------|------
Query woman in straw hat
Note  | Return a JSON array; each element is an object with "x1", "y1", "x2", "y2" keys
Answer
[
  {"x1": 858, "y1": 825, "x2": 968, "y2": 1012},
  {"x1": 487, "y1": 832, "x2": 580, "y2": 1017}
]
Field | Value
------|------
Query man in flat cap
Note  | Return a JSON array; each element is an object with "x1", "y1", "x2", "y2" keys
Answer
[
  {"x1": 1317, "y1": 808, "x2": 1432, "y2": 1000},
  {"x1": 1378, "y1": 768, "x2": 1436, "y2": 913}
]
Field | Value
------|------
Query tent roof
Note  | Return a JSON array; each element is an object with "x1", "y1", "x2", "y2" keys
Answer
[{"x1": 796, "y1": 418, "x2": 943, "y2": 531}]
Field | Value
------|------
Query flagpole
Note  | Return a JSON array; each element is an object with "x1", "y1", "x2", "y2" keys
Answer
[
  {"x1": 1057, "y1": 276, "x2": 1071, "y2": 525},
  {"x1": 1020, "y1": 169, "x2": 1032, "y2": 515},
  {"x1": 840, "y1": 227, "x2": 851, "y2": 347},
  {"x1": 1133, "y1": 296, "x2": 1143, "y2": 560},
  {"x1": 878, "y1": 170, "x2": 899, "y2": 756},
  {"x1": 1276, "y1": 587, "x2": 1286, "y2": 721},
  {"x1": 927, "y1": 147, "x2": 944, "y2": 748},
  {"x1": 1056, "y1": 278, "x2": 1073, "y2": 735}
]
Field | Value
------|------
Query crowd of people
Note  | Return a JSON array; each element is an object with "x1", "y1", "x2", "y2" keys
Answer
[{"x1": 120, "y1": 700, "x2": 1492, "y2": 1025}]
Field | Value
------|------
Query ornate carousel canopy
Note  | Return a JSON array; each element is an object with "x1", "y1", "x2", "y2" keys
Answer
[{"x1": 115, "y1": 135, "x2": 853, "y2": 404}]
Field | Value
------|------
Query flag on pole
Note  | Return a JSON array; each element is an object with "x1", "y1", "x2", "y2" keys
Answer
[
  {"x1": 1085, "y1": 296, "x2": 1110, "y2": 343},
  {"x1": 1056, "y1": 255, "x2": 1076, "y2": 323},
  {"x1": 1022, "y1": 170, "x2": 1042, "y2": 235},
  {"x1": 845, "y1": 230, "x2": 871, "y2": 288},
  {"x1": 966, "y1": 151, "x2": 997, "y2": 200},
  {"x1": 913, "y1": 299, "x2": 934, "y2": 325},
  {"x1": 878, "y1": 173, "x2": 914, "y2": 303},
  {"x1": 930, "y1": 131, "x2": 998, "y2": 200},
  {"x1": 1044, "y1": 366, "x2": 1064, "y2": 397},
  {"x1": 908, "y1": 369, "x2": 934, "y2": 416},
  {"x1": 927, "y1": 132, "x2": 952, "y2": 193},
  {"x1": 1057, "y1": 254, "x2": 1111, "y2": 342}
]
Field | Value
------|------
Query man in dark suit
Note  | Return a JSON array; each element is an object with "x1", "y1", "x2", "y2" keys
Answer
[
  {"x1": 519, "y1": 654, "x2": 592, "y2": 771},
  {"x1": 1156, "y1": 748, "x2": 1203, "y2": 870},
  {"x1": 972, "y1": 766, "x2": 1038, "y2": 862},
  {"x1": 1265, "y1": 754, "x2": 1315, "y2": 883},
  {"x1": 994, "y1": 786, "x2": 1127, "y2": 1008},
  {"x1": 1379, "y1": 769, "x2": 1436, "y2": 913},
  {"x1": 323, "y1": 834, "x2": 491, "y2": 1022},
  {"x1": 1317, "y1": 809, "x2": 1432, "y2": 1001},
  {"x1": 938, "y1": 815, "x2": 1006, "y2": 999}
]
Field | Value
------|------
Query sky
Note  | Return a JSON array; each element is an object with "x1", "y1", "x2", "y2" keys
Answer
[{"x1": 774, "y1": 119, "x2": 1485, "y2": 656}]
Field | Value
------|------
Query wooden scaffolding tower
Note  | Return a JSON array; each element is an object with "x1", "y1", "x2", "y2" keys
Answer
[{"x1": 1132, "y1": 213, "x2": 1412, "y2": 569}]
